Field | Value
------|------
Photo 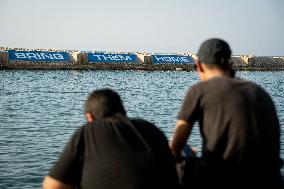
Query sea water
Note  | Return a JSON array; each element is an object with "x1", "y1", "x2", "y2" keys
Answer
[{"x1": 0, "y1": 70, "x2": 283, "y2": 189}]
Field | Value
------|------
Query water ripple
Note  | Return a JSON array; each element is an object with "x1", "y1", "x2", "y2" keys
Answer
[{"x1": 0, "y1": 70, "x2": 283, "y2": 188}]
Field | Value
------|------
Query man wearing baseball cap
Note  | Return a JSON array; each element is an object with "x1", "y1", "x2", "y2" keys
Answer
[{"x1": 170, "y1": 38, "x2": 283, "y2": 188}]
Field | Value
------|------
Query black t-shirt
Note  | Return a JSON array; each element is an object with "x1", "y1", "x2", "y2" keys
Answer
[
  {"x1": 178, "y1": 77, "x2": 282, "y2": 187},
  {"x1": 49, "y1": 113, "x2": 179, "y2": 189}
]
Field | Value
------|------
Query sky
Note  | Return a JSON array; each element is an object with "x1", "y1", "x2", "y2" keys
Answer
[{"x1": 0, "y1": 0, "x2": 283, "y2": 56}]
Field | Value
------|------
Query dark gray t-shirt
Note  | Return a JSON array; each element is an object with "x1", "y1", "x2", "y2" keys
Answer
[
  {"x1": 178, "y1": 77, "x2": 282, "y2": 172},
  {"x1": 49, "y1": 114, "x2": 179, "y2": 189}
]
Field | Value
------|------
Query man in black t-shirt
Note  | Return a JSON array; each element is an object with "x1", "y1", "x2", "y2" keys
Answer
[
  {"x1": 43, "y1": 89, "x2": 179, "y2": 189},
  {"x1": 170, "y1": 39, "x2": 283, "y2": 189}
]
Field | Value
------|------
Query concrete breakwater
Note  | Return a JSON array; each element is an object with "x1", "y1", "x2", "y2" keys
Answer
[{"x1": 0, "y1": 48, "x2": 284, "y2": 71}]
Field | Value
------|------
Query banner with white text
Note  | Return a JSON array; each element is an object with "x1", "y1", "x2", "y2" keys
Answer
[
  {"x1": 88, "y1": 53, "x2": 138, "y2": 63},
  {"x1": 151, "y1": 55, "x2": 194, "y2": 64},
  {"x1": 8, "y1": 50, "x2": 70, "y2": 62}
]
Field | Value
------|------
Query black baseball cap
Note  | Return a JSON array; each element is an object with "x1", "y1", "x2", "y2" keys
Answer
[{"x1": 197, "y1": 38, "x2": 231, "y2": 65}]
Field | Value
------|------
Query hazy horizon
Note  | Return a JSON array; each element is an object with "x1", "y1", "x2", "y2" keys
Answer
[{"x1": 0, "y1": 0, "x2": 283, "y2": 56}]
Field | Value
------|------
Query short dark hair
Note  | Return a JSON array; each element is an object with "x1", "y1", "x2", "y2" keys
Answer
[
  {"x1": 197, "y1": 38, "x2": 231, "y2": 66},
  {"x1": 85, "y1": 89, "x2": 126, "y2": 118},
  {"x1": 198, "y1": 38, "x2": 235, "y2": 77}
]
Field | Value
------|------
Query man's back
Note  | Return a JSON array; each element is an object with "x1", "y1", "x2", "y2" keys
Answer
[
  {"x1": 49, "y1": 113, "x2": 179, "y2": 189},
  {"x1": 179, "y1": 77, "x2": 282, "y2": 188}
]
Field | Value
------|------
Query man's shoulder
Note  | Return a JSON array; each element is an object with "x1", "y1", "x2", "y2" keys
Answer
[
  {"x1": 130, "y1": 118, "x2": 167, "y2": 137},
  {"x1": 89, "y1": 115, "x2": 158, "y2": 131},
  {"x1": 205, "y1": 76, "x2": 243, "y2": 85},
  {"x1": 193, "y1": 77, "x2": 261, "y2": 90},
  {"x1": 185, "y1": 77, "x2": 268, "y2": 103},
  {"x1": 229, "y1": 78, "x2": 268, "y2": 95},
  {"x1": 130, "y1": 118, "x2": 154, "y2": 126},
  {"x1": 130, "y1": 118, "x2": 160, "y2": 131},
  {"x1": 187, "y1": 77, "x2": 228, "y2": 90}
]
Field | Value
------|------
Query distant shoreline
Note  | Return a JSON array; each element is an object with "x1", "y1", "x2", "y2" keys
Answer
[{"x1": 1, "y1": 48, "x2": 284, "y2": 71}]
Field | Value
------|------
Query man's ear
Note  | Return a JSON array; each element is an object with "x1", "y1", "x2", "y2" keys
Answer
[
  {"x1": 196, "y1": 59, "x2": 204, "y2": 73},
  {"x1": 85, "y1": 113, "x2": 94, "y2": 123}
]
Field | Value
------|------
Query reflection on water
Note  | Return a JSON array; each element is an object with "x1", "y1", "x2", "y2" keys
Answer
[{"x1": 0, "y1": 70, "x2": 283, "y2": 188}]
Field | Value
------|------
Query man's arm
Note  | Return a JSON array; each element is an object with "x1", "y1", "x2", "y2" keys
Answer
[
  {"x1": 42, "y1": 176, "x2": 74, "y2": 189},
  {"x1": 42, "y1": 128, "x2": 84, "y2": 189},
  {"x1": 170, "y1": 119, "x2": 193, "y2": 159}
]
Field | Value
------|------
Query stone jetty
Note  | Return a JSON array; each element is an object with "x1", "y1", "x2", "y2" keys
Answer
[{"x1": 0, "y1": 47, "x2": 283, "y2": 71}]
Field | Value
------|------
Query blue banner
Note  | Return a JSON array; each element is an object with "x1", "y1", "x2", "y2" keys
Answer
[
  {"x1": 88, "y1": 53, "x2": 137, "y2": 63},
  {"x1": 8, "y1": 50, "x2": 70, "y2": 62},
  {"x1": 152, "y1": 55, "x2": 194, "y2": 64}
]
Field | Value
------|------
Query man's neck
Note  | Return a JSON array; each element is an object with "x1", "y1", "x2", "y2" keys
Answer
[{"x1": 205, "y1": 70, "x2": 227, "y2": 80}]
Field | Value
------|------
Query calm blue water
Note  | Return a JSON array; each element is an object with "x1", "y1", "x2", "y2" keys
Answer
[{"x1": 0, "y1": 70, "x2": 283, "y2": 189}]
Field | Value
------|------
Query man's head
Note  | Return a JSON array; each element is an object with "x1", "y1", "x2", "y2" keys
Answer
[
  {"x1": 84, "y1": 89, "x2": 126, "y2": 122},
  {"x1": 195, "y1": 38, "x2": 235, "y2": 80}
]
